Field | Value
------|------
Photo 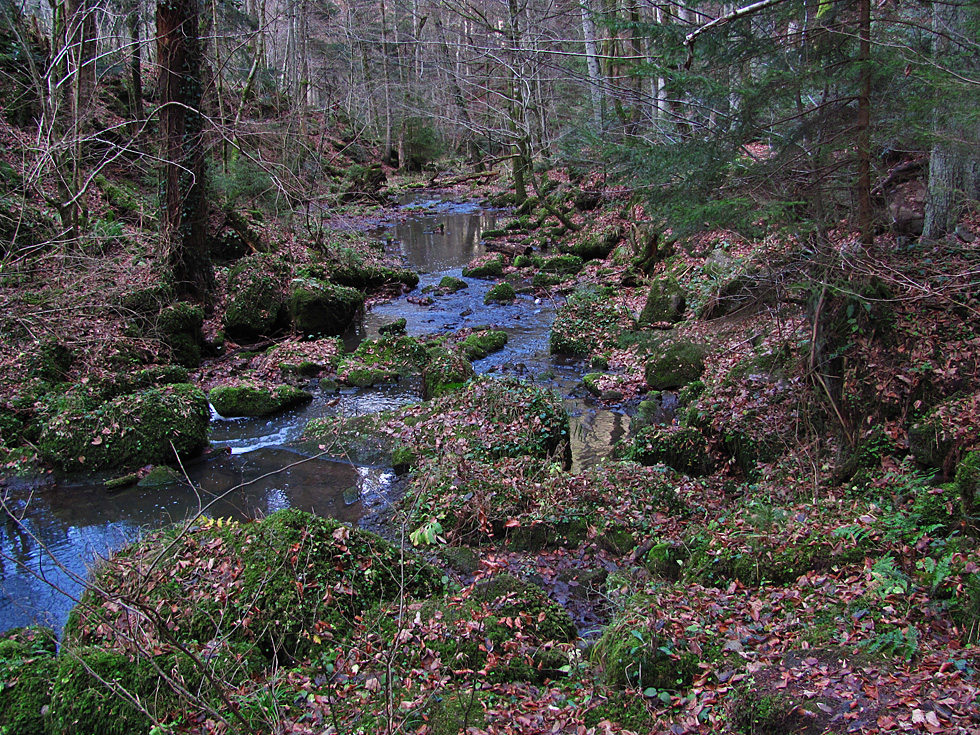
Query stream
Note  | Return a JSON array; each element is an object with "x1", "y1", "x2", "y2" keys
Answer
[{"x1": 0, "y1": 193, "x2": 632, "y2": 634}]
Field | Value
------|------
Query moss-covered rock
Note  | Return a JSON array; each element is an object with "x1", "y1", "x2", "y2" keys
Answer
[
  {"x1": 540, "y1": 254, "x2": 584, "y2": 275},
  {"x1": 560, "y1": 223, "x2": 623, "y2": 261},
  {"x1": 210, "y1": 383, "x2": 313, "y2": 417},
  {"x1": 593, "y1": 600, "x2": 700, "y2": 690},
  {"x1": 22, "y1": 340, "x2": 74, "y2": 384},
  {"x1": 484, "y1": 282, "x2": 516, "y2": 304},
  {"x1": 423, "y1": 346, "x2": 475, "y2": 399},
  {"x1": 68, "y1": 510, "x2": 444, "y2": 665},
  {"x1": 460, "y1": 330, "x2": 508, "y2": 360},
  {"x1": 0, "y1": 626, "x2": 58, "y2": 735},
  {"x1": 955, "y1": 450, "x2": 980, "y2": 516},
  {"x1": 338, "y1": 335, "x2": 430, "y2": 388},
  {"x1": 96, "y1": 174, "x2": 146, "y2": 222},
  {"x1": 644, "y1": 340, "x2": 707, "y2": 390},
  {"x1": 550, "y1": 288, "x2": 627, "y2": 357},
  {"x1": 47, "y1": 647, "x2": 155, "y2": 735},
  {"x1": 343, "y1": 163, "x2": 387, "y2": 201},
  {"x1": 462, "y1": 254, "x2": 505, "y2": 279},
  {"x1": 638, "y1": 277, "x2": 687, "y2": 326},
  {"x1": 157, "y1": 302, "x2": 206, "y2": 367},
  {"x1": 288, "y1": 277, "x2": 364, "y2": 336},
  {"x1": 438, "y1": 276, "x2": 468, "y2": 293},
  {"x1": 378, "y1": 317, "x2": 407, "y2": 335},
  {"x1": 116, "y1": 282, "x2": 175, "y2": 320},
  {"x1": 223, "y1": 253, "x2": 291, "y2": 340},
  {"x1": 38, "y1": 383, "x2": 210, "y2": 472},
  {"x1": 407, "y1": 574, "x2": 575, "y2": 683},
  {"x1": 616, "y1": 425, "x2": 716, "y2": 477}
]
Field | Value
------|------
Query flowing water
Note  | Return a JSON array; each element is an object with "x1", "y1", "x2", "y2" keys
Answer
[{"x1": 0, "y1": 192, "x2": 631, "y2": 633}]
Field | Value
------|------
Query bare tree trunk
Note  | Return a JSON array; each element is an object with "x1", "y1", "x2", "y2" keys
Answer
[
  {"x1": 157, "y1": 0, "x2": 213, "y2": 303},
  {"x1": 856, "y1": 0, "x2": 872, "y2": 246},
  {"x1": 580, "y1": 0, "x2": 603, "y2": 130},
  {"x1": 129, "y1": 5, "x2": 144, "y2": 126}
]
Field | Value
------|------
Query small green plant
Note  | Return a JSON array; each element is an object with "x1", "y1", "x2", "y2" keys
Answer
[
  {"x1": 869, "y1": 556, "x2": 910, "y2": 598},
  {"x1": 861, "y1": 625, "x2": 919, "y2": 661}
]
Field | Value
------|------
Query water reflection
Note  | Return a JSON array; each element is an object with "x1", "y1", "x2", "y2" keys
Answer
[{"x1": 0, "y1": 450, "x2": 379, "y2": 632}]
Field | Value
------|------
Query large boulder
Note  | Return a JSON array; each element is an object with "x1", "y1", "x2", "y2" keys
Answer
[
  {"x1": 223, "y1": 254, "x2": 291, "y2": 341},
  {"x1": 644, "y1": 339, "x2": 707, "y2": 390},
  {"x1": 638, "y1": 277, "x2": 687, "y2": 326},
  {"x1": 422, "y1": 346, "x2": 475, "y2": 399},
  {"x1": 288, "y1": 277, "x2": 364, "y2": 336},
  {"x1": 209, "y1": 383, "x2": 313, "y2": 418},
  {"x1": 38, "y1": 383, "x2": 210, "y2": 472}
]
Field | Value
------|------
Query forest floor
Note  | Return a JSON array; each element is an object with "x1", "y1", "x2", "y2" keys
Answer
[{"x1": 2, "y1": 113, "x2": 980, "y2": 733}]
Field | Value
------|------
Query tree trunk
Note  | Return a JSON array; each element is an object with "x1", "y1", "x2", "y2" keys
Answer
[
  {"x1": 579, "y1": 0, "x2": 603, "y2": 130},
  {"x1": 855, "y1": 0, "x2": 872, "y2": 246},
  {"x1": 157, "y1": 0, "x2": 214, "y2": 303}
]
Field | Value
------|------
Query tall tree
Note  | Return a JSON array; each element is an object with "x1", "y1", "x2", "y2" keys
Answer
[{"x1": 157, "y1": 0, "x2": 213, "y2": 302}]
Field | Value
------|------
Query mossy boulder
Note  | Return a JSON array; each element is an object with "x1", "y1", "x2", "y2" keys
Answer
[
  {"x1": 423, "y1": 347, "x2": 475, "y2": 399},
  {"x1": 462, "y1": 254, "x2": 505, "y2": 279},
  {"x1": 593, "y1": 601, "x2": 699, "y2": 691},
  {"x1": 550, "y1": 289, "x2": 626, "y2": 357},
  {"x1": 540, "y1": 254, "x2": 584, "y2": 275},
  {"x1": 438, "y1": 276, "x2": 468, "y2": 293},
  {"x1": 38, "y1": 383, "x2": 210, "y2": 472},
  {"x1": 157, "y1": 302, "x2": 206, "y2": 367},
  {"x1": 22, "y1": 340, "x2": 74, "y2": 384},
  {"x1": 209, "y1": 383, "x2": 313, "y2": 418},
  {"x1": 223, "y1": 254, "x2": 291, "y2": 340},
  {"x1": 68, "y1": 510, "x2": 444, "y2": 664},
  {"x1": 116, "y1": 282, "x2": 175, "y2": 320},
  {"x1": 956, "y1": 450, "x2": 980, "y2": 515},
  {"x1": 288, "y1": 277, "x2": 364, "y2": 336},
  {"x1": 560, "y1": 223, "x2": 623, "y2": 261},
  {"x1": 378, "y1": 317, "x2": 407, "y2": 335},
  {"x1": 0, "y1": 626, "x2": 58, "y2": 735},
  {"x1": 344, "y1": 163, "x2": 387, "y2": 201},
  {"x1": 644, "y1": 340, "x2": 707, "y2": 390},
  {"x1": 616, "y1": 425, "x2": 716, "y2": 477},
  {"x1": 408, "y1": 574, "x2": 575, "y2": 683},
  {"x1": 47, "y1": 647, "x2": 156, "y2": 735},
  {"x1": 638, "y1": 277, "x2": 687, "y2": 326},
  {"x1": 484, "y1": 282, "x2": 517, "y2": 304},
  {"x1": 338, "y1": 335, "x2": 430, "y2": 388},
  {"x1": 909, "y1": 412, "x2": 955, "y2": 469},
  {"x1": 96, "y1": 174, "x2": 146, "y2": 222},
  {"x1": 460, "y1": 330, "x2": 508, "y2": 360}
]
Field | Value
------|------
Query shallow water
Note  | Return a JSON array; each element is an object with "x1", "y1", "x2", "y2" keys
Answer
[{"x1": 0, "y1": 193, "x2": 630, "y2": 633}]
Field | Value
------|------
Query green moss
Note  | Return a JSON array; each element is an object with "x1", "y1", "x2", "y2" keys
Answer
[
  {"x1": 69, "y1": 510, "x2": 444, "y2": 666},
  {"x1": 462, "y1": 254, "x2": 505, "y2": 279},
  {"x1": 513, "y1": 254, "x2": 540, "y2": 268},
  {"x1": 409, "y1": 574, "x2": 575, "y2": 683},
  {"x1": 156, "y1": 302, "x2": 205, "y2": 367},
  {"x1": 582, "y1": 689, "x2": 656, "y2": 733},
  {"x1": 339, "y1": 335, "x2": 431, "y2": 387},
  {"x1": 378, "y1": 317, "x2": 407, "y2": 335},
  {"x1": 616, "y1": 425, "x2": 715, "y2": 477},
  {"x1": 289, "y1": 278, "x2": 364, "y2": 336},
  {"x1": 438, "y1": 546, "x2": 481, "y2": 575},
  {"x1": 638, "y1": 277, "x2": 687, "y2": 326},
  {"x1": 137, "y1": 464, "x2": 183, "y2": 487},
  {"x1": 438, "y1": 276, "x2": 468, "y2": 293},
  {"x1": 47, "y1": 647, "x2": 154, "y2": 735},
  {"x1": 224, "y1": 254, "x2": 291, "y2": 340},
  {"x1": 560, "y1": 224, "x2": 622, "y2": 261},
  {"x1": 423, "y1": 692, "x2": 486, "y2": 735},
  {"x1": 912, "y1": 483, "x2": 961, "y2": 531},
  {"x1": 550, "y1": 289, "x2": 626, "y2": 357},
  {"x1": 593, "y1": 604, "x2": 699, "y2": 690},
  {"x1": 484, "y1": 282, "x2": 516, "y2": 304},
  {"x1": 730, "y1": 689, "x2": 801, "y2": 735},
  {"x1": 117, "y1": 282, "x2": 175, "y2": 318},
  {"x1": 423, "y1": 347, "x2": 475, "y2": 399},
  {"x1": 210, "y1": 383, "x2": 312, "y2": 417},
  {"x1": 583, "y1": 373, "x2": 603, "y2": 396},
  {"x1": 955, "y1": 450, "x2": 980, "y2": 515},
  {"x1": 22, "y1": 340, "x2": 74, "y2": 383},
  {"x1": 540, "y1": 254, "x2": 583, "y2": 275},
  {"x1": 96, "y1": 175, "x2": 146, "y2": 221},
  {"x1": 460, "y1": 330, "x2": 508, "y2": 360},
  {"x1": 532, "y1": 271, "x2": 565, "y2": 289},
  {"x1": 644, "y1": 340, "x2": 707, "y2": 390},
  {"x1": 38, "y1": 384, "x2": 210, "y2": 472},
  {"x1": 0, "y1": 626, "x2": 57, "y2": 735}
]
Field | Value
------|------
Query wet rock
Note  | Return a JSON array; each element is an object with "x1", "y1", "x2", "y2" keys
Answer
[{"x1": 484, "y1": 282, "x2": 516, "y2": 304}]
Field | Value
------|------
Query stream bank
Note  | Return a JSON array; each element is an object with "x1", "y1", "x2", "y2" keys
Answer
[{"x1": 0, "y1": 193, "x2": 629, "y2": 634}]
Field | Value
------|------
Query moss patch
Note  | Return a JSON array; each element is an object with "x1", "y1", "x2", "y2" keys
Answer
[
  {"x1": 423, "y1": 346, "x2": 475, "y2": 399},
  {"x1": 484, "y1": 282, "x2": 516, "y2": 304},
  {"x1": 289, "y1": 278, "x2": 364, "y2": 336},
  {"x1": 210, "y1": 382, "x2": 313, "y2": 417},
  {"x1": 38, "y1": 383, "x2": 210, "y2": 472},
  {"x1": 462, "y1": 254, "x2": 505, "y2": 279},
  {"x1": 223, "y1": 253, "x2": 291, "y2": 340},
  {"x1": 644, "y1": 339, "x2": 707, "y2": 390}
]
